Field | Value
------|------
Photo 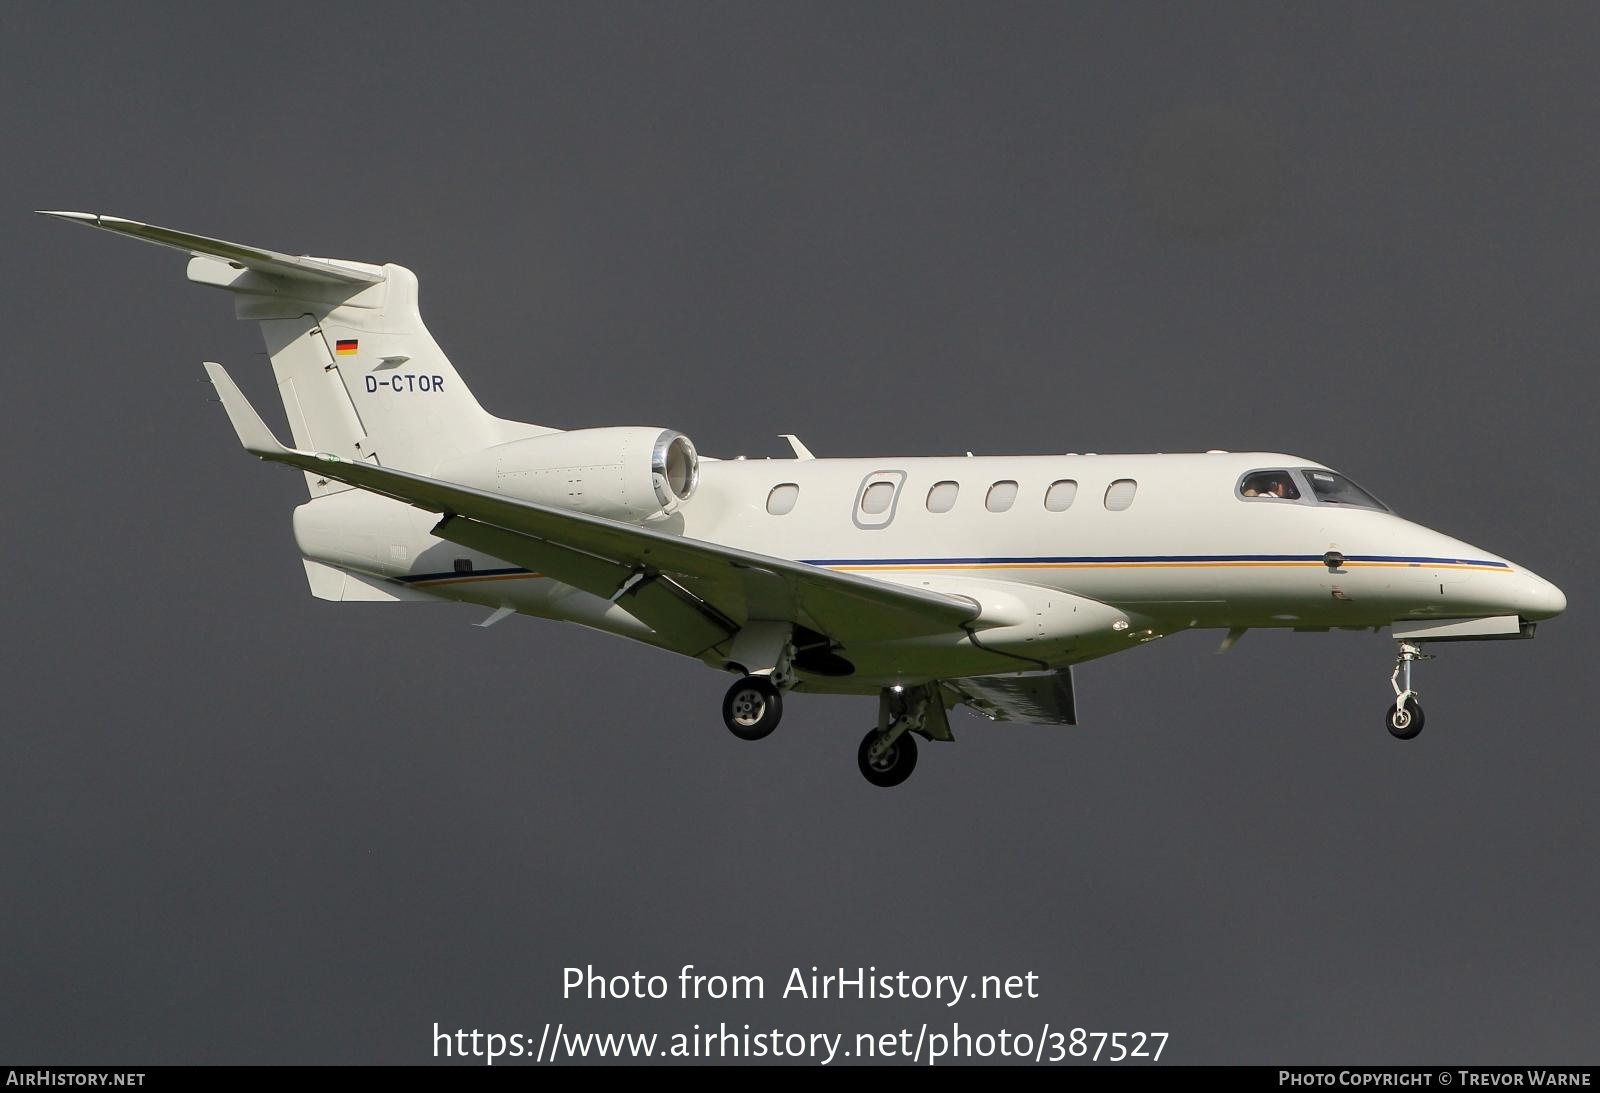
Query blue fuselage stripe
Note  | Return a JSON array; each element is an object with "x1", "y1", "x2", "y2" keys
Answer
[
  {"x1": 393, "y1": 554, "x2": 1509, "y2": 585},
  {"x1": 798, "y1": 554, "x2": 1510, "y2": 568}
]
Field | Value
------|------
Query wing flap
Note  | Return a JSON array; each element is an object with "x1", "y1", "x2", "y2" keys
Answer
[
  {"x1": 950, "y1": 668, "x2": 1078, "y2": 725},
  {"x1": 436, "y1": 517, "x2": 734, "y2": 655}
]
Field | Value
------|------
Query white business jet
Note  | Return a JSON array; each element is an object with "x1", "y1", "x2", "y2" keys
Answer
[{"x1": 44, "y1": 212, "x2": 1566, "y2": 787}]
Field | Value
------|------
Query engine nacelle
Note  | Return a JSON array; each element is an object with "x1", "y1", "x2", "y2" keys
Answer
[{"x1": 435, "y1": 427, "x2": 699, "y2": 523}]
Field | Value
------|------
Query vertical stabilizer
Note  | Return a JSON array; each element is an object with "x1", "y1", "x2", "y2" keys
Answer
[
  {"x1": 41, "y1": 211, "x2": 555, "y2": 495},
  {"x1": 190, "y1": 255, "x2": 517, "y2": 491}
]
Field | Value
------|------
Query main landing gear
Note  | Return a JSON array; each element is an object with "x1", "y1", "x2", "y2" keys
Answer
[
  {"x1": 720, "y1": 622, "x2": 796, "y2": 741},
  {"x1": 722, "y1": 675, "x2": 783, "y2": 740},
  {"x1": 856, "y1": 684, "x2": 951, "y2": 788},
  {"x1": 859, "y1": 726, "x2": 918, "y2": 788},
  {"x1": 1386, "y1": 640, "x2": 1431, "y2": 740},
  {"x1": 717, "y1": 623, "x2": 950, "y2": 786}
]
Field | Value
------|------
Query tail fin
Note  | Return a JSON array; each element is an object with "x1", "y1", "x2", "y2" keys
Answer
[{"x1": 42, "y1": 211, "x2": 547, "y2": 493}]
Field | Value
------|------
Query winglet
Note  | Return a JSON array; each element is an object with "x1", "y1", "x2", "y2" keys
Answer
[
  {"x1": 203, "y1": 362, "x2": 288, "y2": 456},
  {"x1": 780, "y1": 434, "x2": 815, "y2": 460}
]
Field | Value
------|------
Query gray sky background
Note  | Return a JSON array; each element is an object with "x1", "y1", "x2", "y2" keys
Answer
[{"x1": 2, "y1": 2, "x2": 1595, "y2": 1064}]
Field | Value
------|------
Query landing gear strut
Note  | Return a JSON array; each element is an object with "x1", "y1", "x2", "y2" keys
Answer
[{"x1": 1386, "y1": 640, "x2": 1430, "y2": 740}]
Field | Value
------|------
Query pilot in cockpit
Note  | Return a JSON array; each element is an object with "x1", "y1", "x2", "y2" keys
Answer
[{"x1": 1242, "y1": 472, "x2": 1298, "y2": 500}]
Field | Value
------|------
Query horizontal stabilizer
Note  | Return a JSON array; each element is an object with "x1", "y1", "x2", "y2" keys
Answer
[
  {"x1": 39, "y1": 211, "x2": 383, "y2": 286},
  {"x1": 204, "y1": 362, "x2": 289, "y2": 456}
]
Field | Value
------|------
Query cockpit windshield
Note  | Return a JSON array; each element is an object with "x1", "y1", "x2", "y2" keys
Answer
[{"x1": 1299, "y1": 468, "x2": 1389, "y2": 511}]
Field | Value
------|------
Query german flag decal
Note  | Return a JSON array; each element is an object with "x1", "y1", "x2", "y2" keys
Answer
[{"x1": 335, "y1": 339, "x2": 359, "y2": 356}]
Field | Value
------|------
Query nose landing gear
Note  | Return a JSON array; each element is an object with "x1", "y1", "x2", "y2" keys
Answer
[{"x1": 1386, "y1": 640, "x2": 1431, "y2": 740}]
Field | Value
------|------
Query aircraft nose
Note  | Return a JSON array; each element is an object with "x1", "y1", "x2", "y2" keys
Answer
[{"x1": 1518, "y1": 572, "x2": 1567, "y2": 621}]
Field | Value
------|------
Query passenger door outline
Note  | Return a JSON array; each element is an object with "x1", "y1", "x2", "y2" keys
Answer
[{"x1": 853, "y1": 470, "x2": 907, "y2": 530}]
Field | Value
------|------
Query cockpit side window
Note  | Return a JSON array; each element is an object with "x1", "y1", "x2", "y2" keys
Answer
[
  {"x1": 1238, "y1": 470, "x2": 1300, "y2": 501},
  {"x1": 1300, "y1": 468, "x2": 1389, "y2": 511}
]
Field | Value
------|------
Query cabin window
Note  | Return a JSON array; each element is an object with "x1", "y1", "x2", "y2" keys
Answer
[
  {"x1": 1044, "y1": 479, "x2": 1078, "y2": 511},
  {"x1": 1104, "y1": 479, "x2": 1138, "y2": 511},
  {"x1": 926, "y1": 480, "x2": 959, "y2": 513},
  {"x1": 1238, "y1": 470, "x2": 1300, "y2": 501},
  {"x1": 767, "y1": 483, "x2": 799, "y2": 515},
  {"x1": 986, "y1": 480, "x2": 1018, "y2": 512},
  {"x1": 1300, "y1": 468, "x2": 1389, "y2": 511},
  {"x1": 861, "y1": 481, "x2": 895, "y2": 515}
]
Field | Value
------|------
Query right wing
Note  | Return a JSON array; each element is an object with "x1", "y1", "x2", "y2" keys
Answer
[{"x1": 204, "y1": 363, "x2": 980, "y2": 651}]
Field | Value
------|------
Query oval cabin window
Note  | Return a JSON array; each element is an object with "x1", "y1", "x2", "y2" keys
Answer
[
  {"x1": 926, "y1": 480, "x2": 959, "y2": 513},
  {"x1": 1103, "y1": 479, "x2": 1138, "y2": 511},
  {"x1": 860, "y1": 481, "x2": 895, "y2": 515},
  {"x1": 986, "y1": 480, "x2": 1018, "y2": 512},
  {"x1": 766, "y1": 483, "x2": 799, "y2": 516},
  {"x1": 1044, "y1": 479, "x2": 1078, "y2": 511}
]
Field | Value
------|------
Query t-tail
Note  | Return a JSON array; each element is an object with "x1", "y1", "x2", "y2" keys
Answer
[{"x1": 39, "y1": 211, "x2": 552, "y2": 495}]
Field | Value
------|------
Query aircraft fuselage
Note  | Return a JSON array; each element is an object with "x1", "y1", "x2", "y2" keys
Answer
[{"x1": 293, "y1": 451, "x2": 1564, "y2": 692}]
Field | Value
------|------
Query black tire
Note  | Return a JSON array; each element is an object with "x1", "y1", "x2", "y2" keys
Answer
[
  {"x1": 722, "y1": 676, "x2": 783, "y2": 740},
  {"x1": 858, "y1": 728, "x2": 919, "y2": 787},
  {"x1": 1386, "y1": 697, "x2": 1425, "y2": 740}
]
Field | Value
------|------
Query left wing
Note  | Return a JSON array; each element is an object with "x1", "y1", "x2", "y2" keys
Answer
[{"x1": 204, "y1": 363, "x2": 980, "y2": 649}]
